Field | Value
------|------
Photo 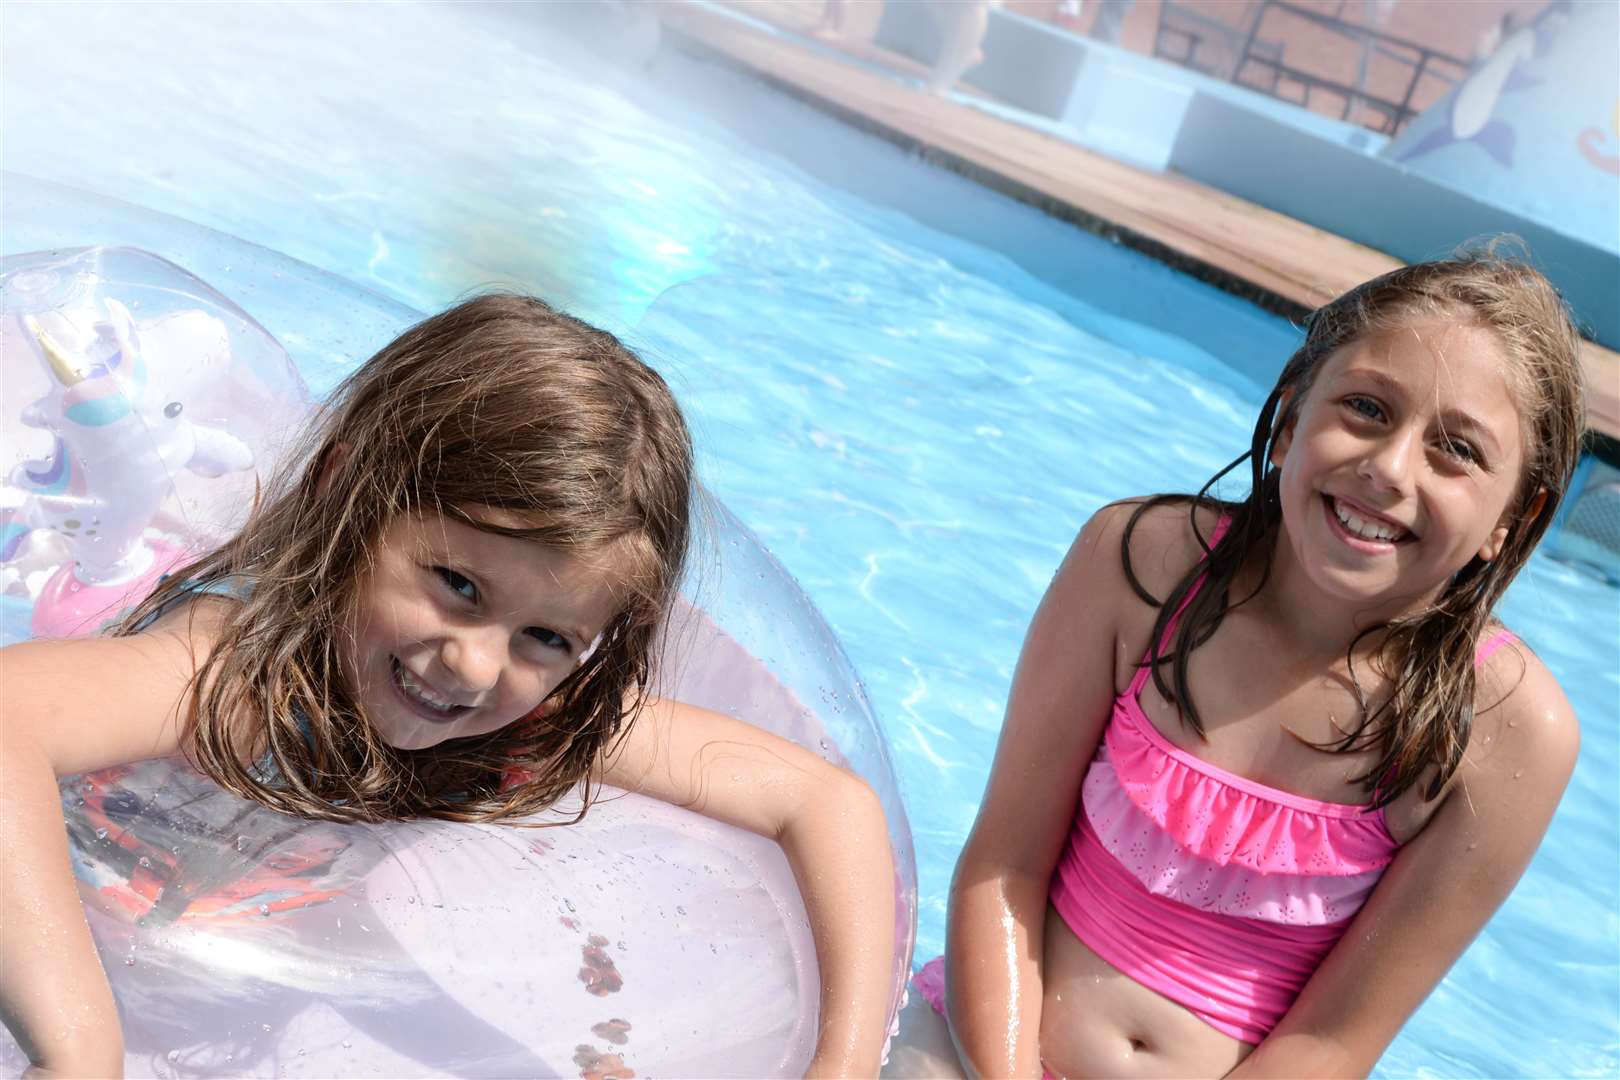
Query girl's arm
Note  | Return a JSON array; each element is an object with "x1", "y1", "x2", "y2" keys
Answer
[
  {"x1": 947, "y1": 503, "x2": 1139, "y2": 1078},
  {"x1": 1227, "y1": 646, "x2": 1580, "y2": 1079},
  {"x1": 0, "y1": 602, "x2": 227, "y2": 1077},
  {"x1": 599, "y1": 693, "x2": 896, "y2": 1078}
]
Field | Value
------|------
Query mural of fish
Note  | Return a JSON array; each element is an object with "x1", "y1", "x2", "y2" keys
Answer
[{"x1": 1394, "y1": 0, "x2": 1573, "y2": 168}]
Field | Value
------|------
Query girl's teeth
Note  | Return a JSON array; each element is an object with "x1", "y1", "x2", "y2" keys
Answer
[
  {"x1": 397, "y1": 664, "x2": 456, "y2": 712},
  {"x1": 1333, "y1": 498, "x2": 1407, "y2": 543}
]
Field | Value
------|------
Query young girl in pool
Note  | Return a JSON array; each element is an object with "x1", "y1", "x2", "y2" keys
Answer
[
  {"x1": 0, "y1": 295, "x2": 896, "y2": 1078},
  {"x1": 888, "y1": 250, "x2": 1586, "y2": 1078}
]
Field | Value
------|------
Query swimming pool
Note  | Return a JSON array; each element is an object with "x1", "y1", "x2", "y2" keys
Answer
[{"x1": 3, "y1": 3, "x2": 1615, "y2": 1075}]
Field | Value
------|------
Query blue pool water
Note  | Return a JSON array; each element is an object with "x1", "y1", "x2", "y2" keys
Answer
[{"x1": 4, "y1": 4, "x2": 1616, "y2": 1075}]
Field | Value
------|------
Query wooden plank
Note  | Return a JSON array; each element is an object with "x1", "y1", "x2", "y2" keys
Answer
[{"x1": 659, "y1": 1, "x2": 1620, "y2": 441}]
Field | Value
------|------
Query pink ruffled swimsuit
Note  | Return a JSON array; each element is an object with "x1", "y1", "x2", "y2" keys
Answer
[{"x1": 915, "y1": 569, "x2": 1516, "y2": 1051}]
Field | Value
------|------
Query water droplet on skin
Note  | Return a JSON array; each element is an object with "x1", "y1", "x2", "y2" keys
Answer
[
  {"x1": 123, "y1": 956, "x2": 136, "y2": 966},
  {"x1": 258, "y1": 904, "x2": 270, "y2": 916},
  {"x1": 139, "y1": 856, "x2": 151, "y2": 868},
  {"x1": 262, "y1": 1024, "x2": 271, "y2": 1032},
  {"x1": 95, "y1": 827, "x2": 108, "y2": 840},
  {"x1": 236, "y1": 835, "x2": 249, "y2": 851},
  {"x1": 1513, "y1": 770, "x2": 1524, "y2": 779}
]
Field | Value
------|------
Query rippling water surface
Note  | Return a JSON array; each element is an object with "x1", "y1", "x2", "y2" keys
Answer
[{"x1": 4, "y1": 4, "x2": 1615, "y2": 1075}]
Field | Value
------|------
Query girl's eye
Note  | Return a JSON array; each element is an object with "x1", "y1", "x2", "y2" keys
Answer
[
  {"x1": 1344, "y1": 395, "x2": 1385, "y2": 422},
  {"x1": 525, "y1": 626, "x2": 571, "y2": 652},
  {"x1": 433, "y1": 567, "x2": 478, "y2": 602},
  {"x1": 1439, "y1": 437, "x2": 1480, "y2": 464}
]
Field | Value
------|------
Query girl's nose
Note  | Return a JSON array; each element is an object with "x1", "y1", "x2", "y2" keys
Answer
[
  {"x1": 439, "y1": 631, "x2": 504, "y2": 696},
  {"x1": 1359, "y1": 426, "x2": 1417, "y2": 493}
]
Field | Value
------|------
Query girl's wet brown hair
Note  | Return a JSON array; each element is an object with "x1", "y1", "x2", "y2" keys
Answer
[
  {"x1": 1123, "y1": 244, "x2": 1586, "y2": 805},
  {"x1": 120, "y1": 294, "x2": 694, "y2": 823}
]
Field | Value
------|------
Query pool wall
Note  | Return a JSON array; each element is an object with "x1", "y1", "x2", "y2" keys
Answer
[{"x1": 872, "y1": 0, "x2": 1620, "y2": 350}]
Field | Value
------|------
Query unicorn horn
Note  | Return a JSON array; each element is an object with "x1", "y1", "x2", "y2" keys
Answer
[{"x1": 24, "y1": 315, "x2": 85, "y2": 387}]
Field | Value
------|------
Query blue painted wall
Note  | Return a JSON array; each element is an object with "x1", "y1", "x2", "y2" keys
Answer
[{"x1": 1385, "y1": 0, "x2": 1618, "y2": 258}]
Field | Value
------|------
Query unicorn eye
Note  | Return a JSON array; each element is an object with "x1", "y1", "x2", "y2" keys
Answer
[{"x1": 163, "y1": 401, "x2": 183, "y2": 419}]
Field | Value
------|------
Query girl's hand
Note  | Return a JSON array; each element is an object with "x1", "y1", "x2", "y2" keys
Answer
[
  {"x1": 1227, "y1": 641, "x2": 1579, "y2": 1078},
  {"x1": 1, "y1": 601, "x2": 227, "y2": 1079},
  {"x1": 803, "y1": 1046, "x2": 867, "y2": 1078},
  {"x1": 945, "y1": 502, "x2": 1145, "y2": 1078},
  {"x1": 601, "y1": 696, "x2": 897, "y2": 1077},
  {"x1": 23, "y1": 1054, "x2": 124, "y2": 1080}
]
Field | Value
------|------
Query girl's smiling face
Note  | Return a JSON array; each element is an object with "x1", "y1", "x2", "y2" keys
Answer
[
  {"x1": 1270, "y1": 317, "x2": 1531, "y2": 613},
  {"x1": 341, "y1": 507, "x2": 625, "y2": 751}
]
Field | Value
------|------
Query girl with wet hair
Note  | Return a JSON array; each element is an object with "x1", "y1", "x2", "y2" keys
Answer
[
  {"x1": 894, "y1": 246, "x2": 1587, "y2": 1078},
  {"x1": 2, "y1": 294, "x2": 895, "y2": 1077}
]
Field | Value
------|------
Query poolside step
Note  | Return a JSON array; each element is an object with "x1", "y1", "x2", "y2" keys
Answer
[{"x1": 657, "y1": 0, "x2": 1620, "y2": 446}]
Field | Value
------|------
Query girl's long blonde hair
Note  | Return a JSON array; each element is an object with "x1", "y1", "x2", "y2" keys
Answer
[
  {"x1": 120, "y1": 294, "x2": 694, "y2": 823},
  {"x1": 1124, "y1": 246, "x2": 1586, "y2": 805}
]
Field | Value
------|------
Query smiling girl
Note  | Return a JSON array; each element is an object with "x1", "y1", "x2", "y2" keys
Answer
[
  {"x1": 893, "y1": 249, "x2": 1587, "y2": 1078},
  {"x1": 0, "y1": 294, "x2": 896, "y2": 1078}
]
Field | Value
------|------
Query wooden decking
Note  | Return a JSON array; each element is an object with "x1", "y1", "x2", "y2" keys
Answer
[{"x1": 657, "y1": 1, "x2": 1619, "y2": 441}]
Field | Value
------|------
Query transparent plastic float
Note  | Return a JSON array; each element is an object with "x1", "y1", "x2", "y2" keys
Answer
[{"x1": 0, "y1": 218, "x2": 915, "y2": 1078}]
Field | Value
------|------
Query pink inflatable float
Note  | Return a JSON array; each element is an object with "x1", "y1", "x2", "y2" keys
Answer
[{"x1": 0, "y1": 245, "x2": 915, "y2": 1078}]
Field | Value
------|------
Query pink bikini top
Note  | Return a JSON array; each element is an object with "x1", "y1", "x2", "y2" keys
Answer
[{"x1": 1049, "y1": 563, "x2": 1517, "y2": 1044}]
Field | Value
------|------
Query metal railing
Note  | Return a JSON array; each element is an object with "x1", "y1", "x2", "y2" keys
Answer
[{"x1": 1152, "y1": 0, "x2": 1471, "y2": 134}]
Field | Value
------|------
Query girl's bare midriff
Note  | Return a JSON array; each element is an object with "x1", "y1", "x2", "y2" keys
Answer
[
  {"x1": 1034, "y1": 763, "x2": 1440, "y2": 1080},
  {"x1": 1039, "y1": 909, "x2": 1251, "y2": 1079}
]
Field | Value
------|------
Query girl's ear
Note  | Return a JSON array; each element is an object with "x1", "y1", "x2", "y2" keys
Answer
[
  {"x1": 1268, "y1": 389, "x2": 1298, "y2": 468},
  {"x1": 1522, "y1": 488, "x2": 1549, "y2": 526},
  {"x1": 316, "y1": 442, "x2": 352, "y2": 496},
  {"x1": 1478, "y1": 522, "x2": 1510, "y2": 563},
  {"x1": 1479, "y1": 488, "x2": 1548, "y2": 562}
]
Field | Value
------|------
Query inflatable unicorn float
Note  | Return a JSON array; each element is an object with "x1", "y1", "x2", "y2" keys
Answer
[{"x1": 0, "y1": 287, "x2": 267, "y2": 638}]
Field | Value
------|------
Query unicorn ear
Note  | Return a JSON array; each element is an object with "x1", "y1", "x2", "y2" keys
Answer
[
  {"x1": 97, "y1": 298, "x2": 140, "y2": 366},
  {"x1": 186, "y1": 425, "x2": 255, "y2": 478}
]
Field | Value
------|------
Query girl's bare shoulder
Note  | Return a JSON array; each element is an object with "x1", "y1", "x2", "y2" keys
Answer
[
  {"x1": 1100, "y1": 497, "x2": 1226, "y2": 605},
  {"x1": 1466, "y1": 630, "x2": 1580, "y2": 788},
  {"x1": 0, "y1": 593, "x2": 240, "y2": 777}
]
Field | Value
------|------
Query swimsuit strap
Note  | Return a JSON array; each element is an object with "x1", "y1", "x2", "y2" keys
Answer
[
  {"x1": 130, "y1": 574, "x2": 251, "y2": 633},
  {"x1": 1474, "y1": 628, "x2": 1519, "y2": 667},
  {"x1": 1127, "y1": 515, "x2": 1232, "y2": 697},
  {"x1": 1128, "y1": 521, "x2": 1517, "y2": 697}
]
